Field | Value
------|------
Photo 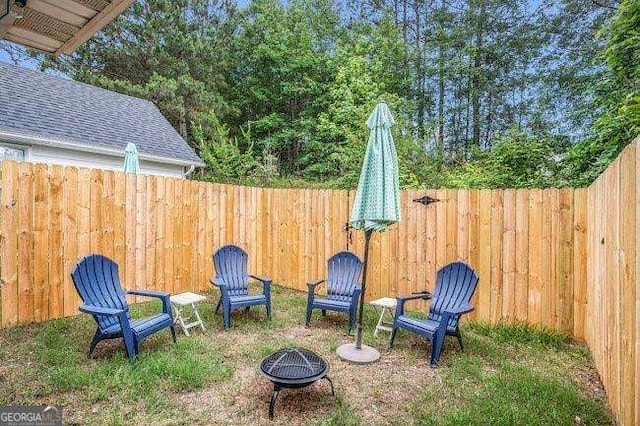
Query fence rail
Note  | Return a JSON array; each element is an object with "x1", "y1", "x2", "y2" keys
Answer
[{"x1": 0, "y1": 137, "x2": 638, "y2": 425}]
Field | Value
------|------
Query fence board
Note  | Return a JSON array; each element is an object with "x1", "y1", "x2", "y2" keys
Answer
[
  {"x1": 62, "y1": 166, "x2": 78, "y2": 317},
  {"x1": 476, "y1": 189, "x2": 492, "y2": 322},
  {"x1": 572, "y1": 189, "x2": 587, "y2": 340},
  {"x1": 1, "y1": 161, "x2": 18, "y2": 327},
  {"x1": 490, "y1": 190, "x2": 504, "y2": 323},
  {"x1": 48, "y1": 166, "x2": 63, "y2": 321},
  {"x1": 528, "y1": 189, "x2": 543, "y2": 325},
  {"x1": 17, "y1": 163, "x2": 34, "y2": 324},
  {"x1": 502, "y1": 189, "x2": 516, "y2": 321}
]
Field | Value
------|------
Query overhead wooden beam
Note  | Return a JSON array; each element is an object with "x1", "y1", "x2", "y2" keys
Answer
[
  {"x1": 7, "y1": 25, "x2": 63, "y2": 50},
  {"x1": 5, "y1": 31, "x2": 57, "y2": 52},
  {"x1": 73, "y1": 0, "x2": 109, "y2": 12},
  {"x1": 54, "y1": 0, "x2": 134, "y2": 56},
  {"x1": 13, "y1": 7, "x2": 79, "y2": 42},
  {"x1": 43, "y1": 0, "x2": 96, "y2": 19},
  {"x1": 28, "y1": 0, "x2": 89, "y2": 27}
]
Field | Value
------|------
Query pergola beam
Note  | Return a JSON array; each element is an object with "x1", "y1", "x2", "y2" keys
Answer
[{"x1": 54, "y1": 0, "x2": 133, "y2": 56}]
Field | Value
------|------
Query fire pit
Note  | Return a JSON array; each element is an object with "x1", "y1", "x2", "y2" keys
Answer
[{"x1": 259, "y1": 347, "x2": 334, "y2": 419}]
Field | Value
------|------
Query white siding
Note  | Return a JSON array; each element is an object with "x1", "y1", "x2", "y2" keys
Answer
[{"x1": 25, "y1": 144, "x2": 187, "y2": 177}]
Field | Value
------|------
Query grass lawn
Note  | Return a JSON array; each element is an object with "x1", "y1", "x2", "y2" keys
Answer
[{"x1": 0, "y1": 285, "x2": 613, "y2": 425}]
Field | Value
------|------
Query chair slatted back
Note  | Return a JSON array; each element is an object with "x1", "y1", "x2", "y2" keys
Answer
[
  {"x1": 213, "y1": 245, "x2": 250, "y2": 296},
  {"x1": 71, "y1": 254, "x2": 129, "y2": 332},
  {"x1": 326, "y1": 251, "x2": 363, "y2": 302},
  {"x1": 428, "y1": 262, "x2": 479, "y2": 329}
]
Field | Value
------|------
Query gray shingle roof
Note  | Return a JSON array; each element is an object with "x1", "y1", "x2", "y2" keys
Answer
[{"x1": 0, "y1": 61, "x2": 203, "y2": 166}]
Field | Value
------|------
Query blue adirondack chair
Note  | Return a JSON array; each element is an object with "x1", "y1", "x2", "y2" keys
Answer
[
  {"x1": 305, "y1": 251, "x2": 363, "y2": 333},
  {"x1": 70, "y1": 254, "x2": 175, "y2": 361},
  {"x1": 211, "y1": 245, "x2": 272, "y2": 330},
  {"x1": 390, "y1": 262, "x2": 479, "y2": 367}
]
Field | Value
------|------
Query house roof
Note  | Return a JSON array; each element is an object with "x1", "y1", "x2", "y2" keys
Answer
[{"x1": 0, "y1": 61, "x2": 204, "y2": 167}]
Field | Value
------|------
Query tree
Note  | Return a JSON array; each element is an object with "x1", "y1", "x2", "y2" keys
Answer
[
  {"x1": 227, "y1": 0, "x2": 339, "y2": 176},
  {"x1": 563, "y1": 0, "x2": 639, "y2": 186},
  {"x1": 32, "y1": 0, "x2": 239, "y2": 148}
]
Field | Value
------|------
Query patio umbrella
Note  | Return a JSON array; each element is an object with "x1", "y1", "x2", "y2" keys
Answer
[
  {"x1": 336, "y1": 102, "x2": 401, "y2": 364},
  {"x1": 123, "y1": 142, "x2": 140, "y2": 174}
]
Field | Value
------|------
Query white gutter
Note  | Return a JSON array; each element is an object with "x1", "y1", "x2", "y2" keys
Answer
[{"x1": 0, "y1": 129, "x2": 206, "y2": 168}]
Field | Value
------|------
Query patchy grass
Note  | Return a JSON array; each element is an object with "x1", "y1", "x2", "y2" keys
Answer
[
  {"x1": 0, "y1": 285, "x2": 613, "y2": 425},
  {"x1": 411, "y1": 323, "x2": 612, "y2": 425}
]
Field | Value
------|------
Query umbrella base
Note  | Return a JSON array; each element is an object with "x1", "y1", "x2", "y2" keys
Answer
[{"x1": 336, "y1": 343, "x2": 380, "y2": 364}]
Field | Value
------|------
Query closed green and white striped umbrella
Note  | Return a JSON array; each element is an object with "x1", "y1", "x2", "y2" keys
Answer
[
  {"x1": 337, "y1": 102, "x2": 402, "y2": 364},
  {"x1": 123, "y1": 142, "x2": 140, "y2": 174},
  {"x1": 349, "y1": 102, "x2": 401, "y2": 231}
]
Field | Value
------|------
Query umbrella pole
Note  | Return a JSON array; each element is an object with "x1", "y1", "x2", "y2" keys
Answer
[
  {"x1": 355, "y1": 229, "x2": 372, "y2": 350},
  {"x1": 336, "y1": 228, "x2": 380, "y2": 364}
]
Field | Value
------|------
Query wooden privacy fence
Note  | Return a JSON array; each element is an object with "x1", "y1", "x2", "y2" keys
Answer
[
  {"x1": 0, "y1": 137, "x2": 638, "y2": 425},
  {"x1": 0, "y1": 162, "x2": 587, "y2": 335}
]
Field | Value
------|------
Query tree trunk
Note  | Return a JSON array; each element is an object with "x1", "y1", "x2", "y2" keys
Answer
[
  {"x1": 471, "y1": 0, "x2": 486, "y2": 150},
  {"x1": 415, "y1": 0, "x2": 424, "y2": 140},
  {"x1": 436, "y1": 0, "x2": 446, "y2": 155}
]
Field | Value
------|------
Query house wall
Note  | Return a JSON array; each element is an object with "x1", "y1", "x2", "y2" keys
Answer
[
  {"x1": 0, "y1": 140, "x2": 188, "y2": 177},
  {"x1": 28, "y1": 145, "x2": 187, "y2": 177}
]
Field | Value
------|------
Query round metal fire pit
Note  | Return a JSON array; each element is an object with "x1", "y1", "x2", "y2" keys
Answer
[{"x1": 259, "y1": 347, "x2": 334, "y2": 419}]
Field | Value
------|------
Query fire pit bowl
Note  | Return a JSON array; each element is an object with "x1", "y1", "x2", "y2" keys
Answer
[{"x1": 259, "y1": 347, "x2": 334, "y2": 419}]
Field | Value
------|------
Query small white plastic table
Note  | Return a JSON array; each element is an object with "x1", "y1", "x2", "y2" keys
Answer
[
  {"x1": 170, "y1": 292, "x2": 207, "y2": 336},
  {"x1": 370, "y1": 297, "x2": 397, "y2": 337}
]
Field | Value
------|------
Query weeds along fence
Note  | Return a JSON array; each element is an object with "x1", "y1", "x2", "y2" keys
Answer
[{"x1": 0, "y1": 137, "x2": 637, "y2": 425}]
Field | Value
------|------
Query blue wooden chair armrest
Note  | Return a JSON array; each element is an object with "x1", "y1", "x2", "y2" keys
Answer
[
  {"x1": 250, "y1": 274, "x2": 271, "y2": 302},
  {"x1": 250, "y1": 274, "x2": 272, "y2": 297},
  {"x1": 395, "y1": 292, "x2": 433, "y2": 316},
  {"x1": 127, "y1": 289, "x2": 171, "y2": 313},
  {"x1": 210, "y1": 276, "x2": 228, "y2": 287},
  {"x1": 80, "y1": 302, "x2": 135, "y2": 360},
  {"x1": 127, "y1": 289, "x2": 169, "y2": 298},
  {"x1": 440, "y1": 303, "x2": 475, "y2": 331},
  {"x1": 443, "y1": 303, "x2": 474, "y2": 316},
  {"x1": 307, "y1": 279, "x2": 325, "y2": 292},
  {"x1": 80, "y1": 303, "x2": 126, "y2": 317}
]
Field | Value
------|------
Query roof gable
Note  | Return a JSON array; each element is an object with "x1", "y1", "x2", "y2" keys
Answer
[{"x1": 0, "y1": 62, "x2": 203, "y2": 166}]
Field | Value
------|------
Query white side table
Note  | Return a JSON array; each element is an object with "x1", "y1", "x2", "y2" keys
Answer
[
  {"x1": 170, "y1": 292, "x2": 208, "y2": 336},
  {"x1": 370, "y1": 297, "x2": 397, "y2": 337}
]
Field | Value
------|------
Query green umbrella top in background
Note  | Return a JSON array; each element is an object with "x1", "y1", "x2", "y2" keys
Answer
[
  {"x1": 349, "y1": 102, "x2": 401, "y2": 232},
  {"x1": 123, "y1": 142, "x2": 140, "y2": 174}
]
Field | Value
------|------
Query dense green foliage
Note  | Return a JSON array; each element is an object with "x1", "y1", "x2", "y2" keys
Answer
[
  {"x1": 562, "y1": 0, "x2": 640, "y2": 186},
  {"x1": 3, "y1": 0, "x2": 637, "y2": 188}
]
